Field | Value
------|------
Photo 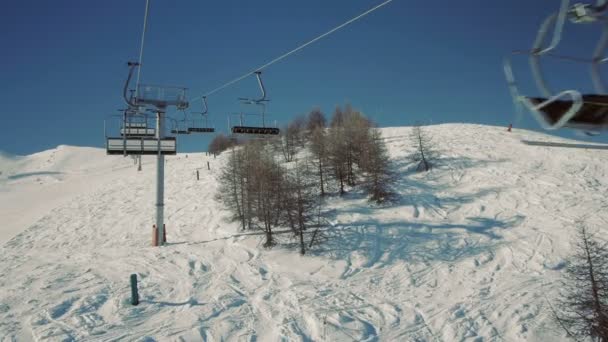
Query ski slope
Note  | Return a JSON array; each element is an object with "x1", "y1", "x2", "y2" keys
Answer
[{"x1": 1, "y1": 124, "x2": 607, "y2": 341}]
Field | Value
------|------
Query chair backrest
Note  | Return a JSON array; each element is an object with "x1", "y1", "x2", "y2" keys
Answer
[{"x1": 231, "y1": 126, "x2": 280, "y2": 135}]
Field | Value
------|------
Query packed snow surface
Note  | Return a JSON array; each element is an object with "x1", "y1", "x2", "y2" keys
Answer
[{"x1": 1, "y1": 124, "x2": 607, "y2": 341}]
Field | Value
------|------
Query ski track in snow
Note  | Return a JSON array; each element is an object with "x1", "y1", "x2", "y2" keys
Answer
[{"x1": 1, "y1": 124, "x2": 607, "y2": 341}]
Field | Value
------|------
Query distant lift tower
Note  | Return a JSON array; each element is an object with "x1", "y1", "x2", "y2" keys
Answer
[{"x1": 111, "y1": 61, "x2": 189, "y2": 246}]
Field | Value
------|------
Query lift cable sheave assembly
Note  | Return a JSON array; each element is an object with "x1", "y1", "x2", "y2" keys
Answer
[
  {"x1": 109, "y1": 61, "x2": 185, "y2": 155},
  {"x1": 503, "y1": 0, "x2": 608, "y2": 135}
]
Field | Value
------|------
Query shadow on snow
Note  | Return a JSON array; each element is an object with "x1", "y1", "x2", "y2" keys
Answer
[{"x1": 307, "y1": 154, "x2": 523, "y2": 275}]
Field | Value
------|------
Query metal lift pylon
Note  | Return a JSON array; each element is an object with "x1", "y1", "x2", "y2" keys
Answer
[{"x1": 123, "y1": 61, "x2": 189, "y2": 246}]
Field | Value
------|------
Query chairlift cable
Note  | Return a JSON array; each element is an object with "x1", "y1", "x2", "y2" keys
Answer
[{"x1": 191, "y1": 0, "x2": 395, "y2": 102}]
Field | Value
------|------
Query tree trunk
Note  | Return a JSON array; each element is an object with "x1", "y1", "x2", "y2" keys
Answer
[
  {"x1": 265, "y1": 221, "x2": 273, "y2": 247},
  {"x1": 319, "y1": 160, "x2": 325, "y2": 196},
  {"x1": 347, "y1": 148, "x2": 355, "y2": 186},
  {"x1": 266, "y1": 204, "x2": 274, "y2": 247},
  {"x1": 338, "y1": 168, "x2": 345, "y2": 195},
  {"x1": 299, "y1": 228, "x2": 305, "y2": 255},
  {"x1": 418, "y1": 130, "x2": 429, "y2": 171},
  {"x1": 233, "y1": 154, "x2": 246, "y2": 230}
]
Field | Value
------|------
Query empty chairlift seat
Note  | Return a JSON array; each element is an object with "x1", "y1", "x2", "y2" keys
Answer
[
  {"x1": 121, "y1": 127, "x2": 156, "y2": 137},
  {"x1": 188, "y1": 127, "x2": 215, "y2": 133},
  {"x1": 231, "y1": 126, "x2": 280, "y2": 135},
  {"x1": 125, "y1": 122, "x2": 147, "y2": 128},
  {"x1": 120, "y1": 121, "x2": 155, "y2": 137},
  {"x1": 106, "y1": 137, "x2": 177, "y2": 155},
  {"x1": 528, "y1": 94, "x2": 608, "y2": 128}
]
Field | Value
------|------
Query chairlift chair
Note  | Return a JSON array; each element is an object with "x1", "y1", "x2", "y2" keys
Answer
[
  {"x1": 188, "y1": 96, "x2": 216, "y2": 133},
  {"x1": 105, "y1": 112, "x2": 176, "y2": 156},
  {"x1": 170, "y1": 127, "x2": 190, "y2": 135},
  {"x1": 188, "y1": 127, "x2": 216, "y2": 133},
  {"x1": 231, "y1": 71, "x2": 280, "y2": 136},
  {"x1": 229, "y1": 107, "x2": 280, "y2": 135},
  {"x1": 503, "y1": 0, "x2": 608, "y2": 134},
  {"x1": 107, "y1": 137, "x2": 177, "y2": 155},
  {"x1": 231, "y1": 126, "x2": 280, "y2": 135},
  {"x1": 120, "y1": 110, "x2": 156, "y2": 137},
  {"x1": 169, "y1": 111, "x2": 191, "y2": 135}
]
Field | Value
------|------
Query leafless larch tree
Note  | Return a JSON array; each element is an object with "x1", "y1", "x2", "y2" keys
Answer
[
  {"x1": 553, "y1": 224, "x2": 608, "y2": 341},
  {"x1": 409, "y1": 124, "x2": 439, "y2": 172}
]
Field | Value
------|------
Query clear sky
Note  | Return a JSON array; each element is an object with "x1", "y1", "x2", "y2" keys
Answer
[{"x1": 1, "y1": 0, "x2": 606, "y2": 155}]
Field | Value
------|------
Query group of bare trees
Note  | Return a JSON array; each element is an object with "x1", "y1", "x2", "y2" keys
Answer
[
  {"x1": 208, "y1": 134, "x2": 237, "y2": 155},
  {"x1": 217, "y1": 140, "x2": 319, "y2": 253},
  {"x1": 307, "y1": 105, "x2": 396, "y2": 202},
  {"x1": 271, "y1": 104, "x2": 395, "y2": 203},
  {"x1": 217, "y1": 105, "x2": 395, "y2": 254}
]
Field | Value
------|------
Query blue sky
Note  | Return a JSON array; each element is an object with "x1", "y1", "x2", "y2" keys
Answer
[{"x1": 0, "y1": 0, "x2": 606, "y2": 155}]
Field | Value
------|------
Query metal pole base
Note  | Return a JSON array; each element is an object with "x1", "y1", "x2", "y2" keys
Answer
[{"x1": 152, "y1": 224, "x2": 167, "y2": 247}]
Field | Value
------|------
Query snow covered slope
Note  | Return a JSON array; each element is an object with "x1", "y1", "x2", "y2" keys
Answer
[
  {"x1": 0, "y1": 145, "x2": 138, "y2": 246},
  {"x1": 1, "y1": 124, "x2": 607, "y2": 341}
]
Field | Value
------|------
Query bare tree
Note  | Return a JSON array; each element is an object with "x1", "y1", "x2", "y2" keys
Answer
[
  {"x1": 330, "y1": 105, "x2": 345, "y2": 128},
  {"x1": 208, "y1": 134, "x2": 236, "y2": 155},
  {"x1": 360, "y1": 128, "x2": 396, "y2": 203},
  {"x1": 409, "y1": 124, "x2": 439, "y2": 172},
  {"x1": 308, "y1": 202, "x2": 327, "y2": 249},
  {"x1": 306, "y1": 108, "x2": 327, "y2": 132},
  {"x1": 291, "y1": 114, "x2": 307, "y2": 148},
  {"x1": 327, "y1": 105, "x2": 372, "y2": 192},
  {"x1": 245, "y1": 141, "x2": 279, "y2": 246},
  {"x1": 342, "y1": 107, "x2": 371, "y2": 185},
  {"x1": 241, "y1": 142, "x2": 260, "y2": 231},
  {"x1": 284, "y1": 159, "x2": 317, "y2": 254},
  {"x1": 279, "y1": 115, "x2": 306, "y2": 162},
  {"x1": 554, "y1": 224, "x2": 608, "y2": 341},
  {"x1": 217, "y1": 147, "x2": 246, "y2": 230},
  {"x1": 309, "y1": 127, "x2": 329, "y2": 196},
  {"x1": 328, "y1": 124, "x2": 348, "y2": 195}
]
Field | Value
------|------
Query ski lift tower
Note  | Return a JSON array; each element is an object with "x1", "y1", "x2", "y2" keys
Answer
[{"x1": 133, "y1": 81, "x2": 188, "y2": 246}]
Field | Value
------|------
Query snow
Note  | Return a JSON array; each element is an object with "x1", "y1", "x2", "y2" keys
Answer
[
  {"x1": 0, "y1": 146, "x2": 136, "y2": 247},
  {"x1": 1, "y1": 123, "x2": 607, "y2": 341}
]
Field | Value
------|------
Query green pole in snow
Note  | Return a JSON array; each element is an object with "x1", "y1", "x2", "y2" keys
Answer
[{"x1": 130, "y1": 274, "x2": 139, "y2": 305}]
